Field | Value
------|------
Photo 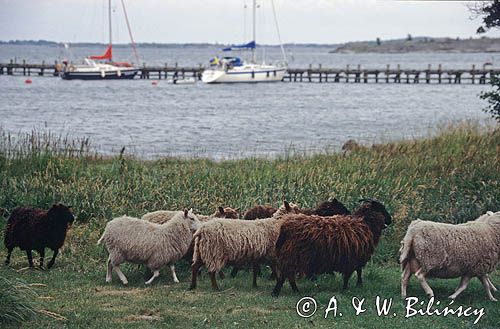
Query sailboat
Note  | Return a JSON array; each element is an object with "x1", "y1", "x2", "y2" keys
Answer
[
  {"x1": 201, "y1": 0, "x2": 287, "y2": 84},
  {"x1": 60, "y1": 0, "x2": 140, "y2": 80}
]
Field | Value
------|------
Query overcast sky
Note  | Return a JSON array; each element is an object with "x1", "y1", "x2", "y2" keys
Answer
[{"x1": 0, "y1": 0, "x2": 496, "y2": 44}]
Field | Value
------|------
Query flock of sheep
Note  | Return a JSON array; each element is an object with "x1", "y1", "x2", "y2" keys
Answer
[{"x1": 3, "y1": 199, "x2": 500, "y2": 301}]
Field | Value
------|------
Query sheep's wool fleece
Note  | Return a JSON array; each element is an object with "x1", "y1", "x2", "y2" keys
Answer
[
  {"x1": 400, "y1": 212, "x2": 500, "y2": 278},
  {"x1": 193, "y1": 218, "x2": 281, "y2": 272},
  {"x1": 141, "y1": 211, "x2": 182, "y2": 224},
  {"x1": 100, "y1": 215, "x2": 193, "y2": 269}
]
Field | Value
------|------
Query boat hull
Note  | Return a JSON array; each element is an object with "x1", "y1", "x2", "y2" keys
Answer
[
  {"x1": 202, "y1": 68, "x2": 286, "y2": 84},
  {"x1": 60, "y1": 69, "x2": 139, "y2": 80}
]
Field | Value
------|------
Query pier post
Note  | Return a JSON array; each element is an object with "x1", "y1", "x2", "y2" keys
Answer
[
  {"x1": 319, "y1": 64, "x2": 322, "y2": 83},
  {"x1": 471, "y1": 64, "x2": 475, "y2": 84},
  {"x1": 385, "y1": 64, "x2": 390, "y2": 83},
  {"x1": 346, "y1": 64, "x2": 350, "y2": 83},
  {"x1": 39, "y1": 60, "x2": 45, "y2": 76},
  {"x1": 355, "y1": 64, "x2": 361, "y2": 83},
  {"x1": 426, "y1": 64, "x2": 431, "y2": 83},
  {"x1": 438, "y1": 64, "x2": 442, "y2": 84},
  {"x1": 23, "y1": 59, "x2": 26, "y2": 76}
]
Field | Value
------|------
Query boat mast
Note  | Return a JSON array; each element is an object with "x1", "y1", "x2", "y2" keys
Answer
[
  {"x1": 121, "y1": 0, "x2": 140, "y2": 66},
  {"x1": 252, "y1": 0, "x2": 256, "y2": 64},
  {"x1": 108, "y1": 0, "x2": 113, "y2": 62}
]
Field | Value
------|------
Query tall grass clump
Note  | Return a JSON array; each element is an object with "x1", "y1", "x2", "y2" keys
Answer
[
  {"x1": 0, "y1": 123, "x2": 498, "y2": 264},
  {"x1": 0, "y1": 275, "x2": 38, "y2": 324}
]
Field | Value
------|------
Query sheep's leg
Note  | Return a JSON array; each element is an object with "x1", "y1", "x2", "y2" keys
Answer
[
  {"x1": 449, "y1": 275, "x2": 471, "y2": 300},
  {"x1": 38, "y1": 249, "x2": 45, "y2": 269},
  {"x1": 145, "y1": 269, "x2": 160, "y2": 285},
  {"x1": 189, "y1": 260, "x2": 203, "y2": 290},
  {"x1": 342, "y1": 271, "x2": 353, "y2": 290},
  {"x1": 106, "y1": 257, "x2": 113, "y2": 283},
  {"x1": 170, "y1": 265, "x2": 179, "y2": 283},
  {"x1": 209, "y1": 271, "x2": 219, "y2": 291},
  {"x1": 4, "y1": 248, "x2": 13, "y2": 266},
  {"x1": 269, "y1": 260, "x2": 277, "y2": 280},
  {"x1": 487, "y1": 275, "x2": 498, "y2": 292},
  {"x1": 401, "y1": 264, "x2": 412, "y2": 298},
  {"x1": 230, "y1": 266, "x2": 239, "y2": 278},
  {"x1": 114, "y1": 266, "x2": 129, "y2": 285},
  {"x1": 47, "y1": 249, "x2": 59, "y2": 269},
  {"x1": 479, "y1": 275, "x2": 498, "y2": 302},
  {"x1": 288, "y1": 274, "x2": 299, "y2": 293},
  {"x1": 415, "y1": 268, "x2": 434, "y2": 298},
  {"x1": 271, "y1": 274, "x2": 285, "y2": 297},
  {"x1": 307, "y1": 273, "x2": 318, "y2": 281},
  {"x1": 356, "y1": 268, "x2": 363, "y2": 287},
  {"x1": 252, "y1": 263, "x2": 259, "y2": 288},
  {"x1": 218, "y1": 270, "x2": 225, "y2": 280},
  {"x1": 26, "y1": 250, "x2": 34, "y2": 268}
]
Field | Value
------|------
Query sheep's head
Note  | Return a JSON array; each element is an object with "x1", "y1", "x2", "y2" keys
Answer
[
  {"x1": 183, "y1": 208, "x2": 201, "y2": 232},
  {"x1": 218, "y1": 206, "x2": 240, "y2": 219},
  {"x1": 48, "y1": 203, "x2": 75, "y2": 225},
  {"x1": 273, "y1": 201, "x2": 300, "y2": 219},
  {"x1": 357, "y1": 199, "x2": 392, "y2": 228},
  {"x1": 314, "y1": 198, "x2": 351, "y2": 216},
  {"x1": 475, "y1": 211, "x2": 500, "y2": 229}
]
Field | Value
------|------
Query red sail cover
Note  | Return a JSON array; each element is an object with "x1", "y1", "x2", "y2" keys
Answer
[{"x1": 89, "y1": 45, "x2": 112, "y2": 60}]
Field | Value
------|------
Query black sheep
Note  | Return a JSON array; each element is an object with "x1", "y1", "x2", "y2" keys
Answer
[{"x1": 4, "y1": 204, "x2": 75, "y2": 269}]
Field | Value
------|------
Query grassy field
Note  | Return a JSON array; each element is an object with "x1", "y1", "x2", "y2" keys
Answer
[{"x1": 0, "y1": 123, "x2": 499, "y2": 328}]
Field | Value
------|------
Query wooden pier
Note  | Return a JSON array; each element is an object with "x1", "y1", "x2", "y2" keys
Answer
[{"x1": 0, "y1": 60, "x2": 497, "y2": 84}]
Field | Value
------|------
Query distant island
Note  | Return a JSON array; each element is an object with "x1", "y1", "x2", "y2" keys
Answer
[
  {"x1": 3, "y1": 37, "x2": 500, "y2": 53},
  {"x1": 331, "y1": 36, "x2": 500, "y2": 54},
  {"x1": 0, "y1": 40, "x2": 337, "y2": 49}
]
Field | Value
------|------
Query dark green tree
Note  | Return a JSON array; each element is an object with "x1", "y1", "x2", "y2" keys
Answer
[
  {"x1": 470, "y1": 0, "x2": 500, "y2": 33},
  {"x1": 471, "y1": 1, "x2": 500, "y2": 122},
  {"x1": 480, "y1": 76, "x2": 500, "y2": 122}
]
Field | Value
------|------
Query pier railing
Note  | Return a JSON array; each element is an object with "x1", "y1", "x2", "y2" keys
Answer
[{"x1": 0, "y1": 60, "x2": 497, "y2": 84}]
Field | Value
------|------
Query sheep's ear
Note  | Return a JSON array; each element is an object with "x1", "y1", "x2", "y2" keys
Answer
[
  {"x1": 284, "y1": 200, "x2": 291, "y2": 211},
  {"x1": 52, "y1": 204, "x2": 58, "y2": 208},
  {"x1": 184, "y1": 209, "x2": 189, "y2": 218},
  {"x1": 218, "y1": 206, "x2": 225, "y2": 215},
  {"x1": 235, "y1": 208, "x2": 240, "y2": 213}
]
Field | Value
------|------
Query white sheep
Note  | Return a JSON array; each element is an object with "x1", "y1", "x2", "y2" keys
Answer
[
  {"x1": 189, "y1": 201, "x2": 300, "y2": 290},
  {"x1": 400, "y1": 211, "x2": 500, "y2": 301},
  {"x1": 142, "y1": 206, "x2": 239, "y2": 224},
  {"x1": 98, "y1": 209, "x2": 201, "y2": 285}
]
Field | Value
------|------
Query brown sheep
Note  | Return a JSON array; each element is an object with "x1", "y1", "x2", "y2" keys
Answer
[{"x1": 271, "y1": 199, "x2": 391, "y2": 297}]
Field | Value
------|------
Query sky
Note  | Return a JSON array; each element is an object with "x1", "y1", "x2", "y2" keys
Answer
[{"x1": 0, "y1": 0, "x2": 496, "y2": 44}]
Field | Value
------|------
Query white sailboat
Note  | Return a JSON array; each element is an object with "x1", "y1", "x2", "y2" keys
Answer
[
  {"x1": 60, "y1": 0, "x2": 140, "y2": 80},
  {"x1": 202, "y1": 0, "x2": 287, "y2": 84}
]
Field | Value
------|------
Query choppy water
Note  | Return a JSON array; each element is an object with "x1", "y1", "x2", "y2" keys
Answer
[{"x1": 0, "y1": 44, "x2": 495, "y2": 159}]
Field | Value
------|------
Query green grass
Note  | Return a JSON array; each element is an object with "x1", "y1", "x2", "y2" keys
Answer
[
  {"x1": 0, "y1": 123, "x2": 499, "y2": 328},
  {"x1": 0, "y1": 276, "x2": 38, "y2": 324}
]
